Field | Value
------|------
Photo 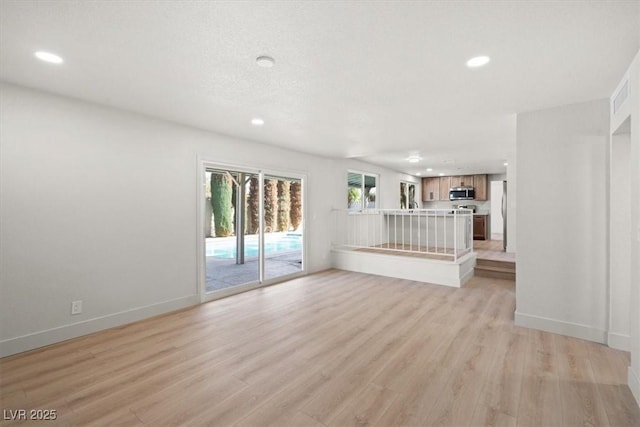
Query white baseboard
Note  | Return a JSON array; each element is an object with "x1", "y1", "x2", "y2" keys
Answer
[
  {"x1": 629, "y1": 366, "x2": 640, "y2": 408},
  {"x1": 514, "y1": 311, "x2": 607, "y2": 344},
  {"x1": 0, "y1": 295, "x2": 199, "y2": 358},
  {"x1": 607, "y1": 332, "x2": 631, "y2": 351},
  {"x1": 460, "y1": 265, "x2": 475, "y2": 286}
]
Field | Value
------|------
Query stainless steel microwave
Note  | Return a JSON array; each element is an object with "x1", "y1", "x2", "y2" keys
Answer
[{"x1": 449, "y1": 187, "x2": 475, "y2": 201}]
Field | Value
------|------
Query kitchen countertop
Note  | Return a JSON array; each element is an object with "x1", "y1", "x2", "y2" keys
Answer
[{"x1": 378, "y1": 210, "x2": 489, "y2": 216}]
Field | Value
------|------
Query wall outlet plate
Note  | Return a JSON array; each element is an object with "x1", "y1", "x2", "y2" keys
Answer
[{"x1": 71, "y1": 300, "x2": 82, "y2": 315}]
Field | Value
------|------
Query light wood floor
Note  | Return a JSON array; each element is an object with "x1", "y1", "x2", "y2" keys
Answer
[
  {"x1": 473, "y1": 239, "x2": 515, "y2": 263},
  {"x1": 355, "y1": 244, "x2": 459, "y2": 261},
  {"x1": 1, "y1": 270, "x2": 638, "y2": 426}
]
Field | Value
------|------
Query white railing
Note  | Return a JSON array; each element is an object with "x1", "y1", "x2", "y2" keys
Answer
[{"x1": 332, "y1": 208, "x2": 473, "y2": 262}]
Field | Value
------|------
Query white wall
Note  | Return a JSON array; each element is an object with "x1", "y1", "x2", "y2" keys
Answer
[
  {"x1": 610, "y1": 50, "x2": 640, "y2": 406},
  {"x1": 515, "y1": 99, "x2": 610, "y2": 344},
  {"x1": 0, "y1": 83, "x2": 415, "y2": 356},
  {"x1": 488, "y1": 173, "x2": 507, "y2": 182},
  {"x1": 609, "y1": 130, "x2": 631, "y2": 351},
  {"x1": 506, "y1": 152, "x2": 516, "y2": 253}
]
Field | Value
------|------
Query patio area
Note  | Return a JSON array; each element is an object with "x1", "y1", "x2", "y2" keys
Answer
[{"x1": 205, "y1": 233, "x2": 302, "y2": 292}]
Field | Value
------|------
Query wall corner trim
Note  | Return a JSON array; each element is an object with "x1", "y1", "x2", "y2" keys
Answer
[
  {"x1": 514, "y1": 311, "x2": 607, "y2": 344},
  {"x1": 607, "y1": 332, "x2": 631, "y2": 352},
  {"x1": 0, "y1": 295, "x2": 199, "y2": 358},
  {"x1": 629, "y1": 366, "x2": 640, "y2": 408}
]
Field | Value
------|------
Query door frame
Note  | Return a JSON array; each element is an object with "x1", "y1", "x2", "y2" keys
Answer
[{"x1": 196, "y1": 157, "x2": 308, "y2": 303}]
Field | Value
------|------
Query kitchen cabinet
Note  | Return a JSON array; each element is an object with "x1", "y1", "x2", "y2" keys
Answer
[
  {"x1": 450, "y1": 175, "x2": 473, "y2": 188},
  {"x1": 421, "y1": 177, "x2": 440, "y2": 201},
  {"x1": 473, "y1": 215, "x2": 488, "y2": 240},
  {"x1": 439, "y1": 176, "x2": 451, "y2": 201},
  {"x1": 425, "y1": 174, "x2": 488, "y2": 202},
  {"x1": 473, "y1": 174, "x2": 488, "y2": 201}
]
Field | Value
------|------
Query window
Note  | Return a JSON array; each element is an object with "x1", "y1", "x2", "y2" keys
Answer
[
  {"x1": 348, "y1": 171, "x2": 377, "y2": 210},
  {"x1": 400, "y1": 181, "x2": 417, "y2": 209}
]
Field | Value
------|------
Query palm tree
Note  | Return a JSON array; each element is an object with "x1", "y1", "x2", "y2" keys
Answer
[
  {"x1": 210, "y1": 173, "x2": 233, "y2": 237},
  {"x1": 277, "y1": 180, "x2": 291, "y2": 231},
  {"x1": 263, "y1": 179, "x2": 278, "y2": 232},
  {"x1": 290, "y1": 181, "x2": 302, "y2": 230},
  {"x1": 247, "y1": 176, "x2": 260, "y2": 234}
]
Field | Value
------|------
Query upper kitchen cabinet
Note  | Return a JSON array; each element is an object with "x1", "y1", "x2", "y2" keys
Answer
[
  {"x1": 439, "y1": 176, "x2": 451, "y2": 201},
  {"x1": 424, "y1": 174, "x2": 487, "y2": 202},
  {"x1": 450, "y1": 175, "x2": 474, "y2": 187},
  {"x1": 421, "y1": 177, "x2": 440, "y2": 201},
  {"x1": 473, "y1": 174, "x2": 488, "y2": 201}
]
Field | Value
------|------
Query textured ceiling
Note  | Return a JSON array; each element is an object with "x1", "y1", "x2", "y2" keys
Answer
[{"x1": 1, "y1": 1, "x2": 638, "y2": 176}]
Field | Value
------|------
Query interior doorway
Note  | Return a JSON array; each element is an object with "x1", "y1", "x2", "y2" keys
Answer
[{"x1": 201, "y1": 164, "x2": 305, "y2": 300}]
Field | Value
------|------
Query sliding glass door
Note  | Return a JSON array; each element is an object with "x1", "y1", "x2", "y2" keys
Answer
[{"x1": 202, "y1": 165, "x2": 304, "y2": 298}]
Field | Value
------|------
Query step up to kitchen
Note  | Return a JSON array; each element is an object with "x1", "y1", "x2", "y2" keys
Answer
[{"x1": 474, "y1": 259, "x2": 515, "y2": 281}]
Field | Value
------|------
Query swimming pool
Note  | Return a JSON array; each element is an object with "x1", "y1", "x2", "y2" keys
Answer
[{"x1": 206, "y1": 233, "x2": 302, "y2": 259}]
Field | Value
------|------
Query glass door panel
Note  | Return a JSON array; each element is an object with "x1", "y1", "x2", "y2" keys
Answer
[
  {"x1": 205, "y1": 169, "x2": 259, "y2": 293},
  {"x1": 263, "y1": 175, "x2": 303, "y2": 281}
]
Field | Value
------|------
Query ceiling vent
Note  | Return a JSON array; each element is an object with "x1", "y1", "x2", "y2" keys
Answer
[{"x1": 613, "y1": 80, "x2": 629, "y2": 114}]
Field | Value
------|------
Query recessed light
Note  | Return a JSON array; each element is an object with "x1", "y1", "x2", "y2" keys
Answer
[
  {"x1": 407, "y1": 155, "x2": 421, "y2": 163},
  {"x1": 256, "y1": 56, "x2": 275, "y2": 68},
  {"x1": 439, "y1": 173, "x2": 445, "y2": 176},
  {"x1": 426, "y1": 168, "x2": 433, "y2": 172},
  {"x1": 34, "y1": 51, "x2": 63, "y2": 64},
  {"x1": 503, "y1": 162, "x2": 508, "y2": 166},
  {"x1": 251, "y1": 118, "x2": 264, "y2": 126},
  {"x1": 466, "y1": 55, "x2": 490, "y2": 68},
  {"x1": 416, "y1": 172, "x2": 422, "y2": 176}
]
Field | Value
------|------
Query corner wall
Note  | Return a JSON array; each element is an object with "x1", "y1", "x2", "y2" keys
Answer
[
  {"x1": 515, "y1": 99, "x2": 610, "y2": 343},
  {"x1": 610, "y1": 130, "x2": 631, "y2": 351},
  {"x1": 610, "y1": 50, "x2": 640, "y2": 407}
]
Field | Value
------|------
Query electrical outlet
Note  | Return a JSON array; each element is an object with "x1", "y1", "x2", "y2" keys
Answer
[{"x1": 71, "y1": 300, "x2": 82, "y2": 315}]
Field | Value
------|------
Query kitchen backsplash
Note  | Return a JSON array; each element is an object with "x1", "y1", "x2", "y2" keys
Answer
[{"x1": 421, "y1": 200, "x2": 491, "y2": 214}]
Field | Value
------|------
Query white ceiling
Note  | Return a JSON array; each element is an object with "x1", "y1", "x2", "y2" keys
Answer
[{"x1": 1, "y1": 1, "x2": 638, "y2": 177}]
